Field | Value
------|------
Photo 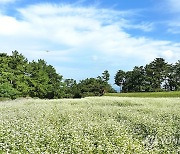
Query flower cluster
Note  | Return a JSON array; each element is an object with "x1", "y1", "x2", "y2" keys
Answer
[{"x1": 0, "y1": 97, "x2": 179, "y2": 153}]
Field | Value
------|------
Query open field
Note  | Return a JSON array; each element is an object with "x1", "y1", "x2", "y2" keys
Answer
[
  {"x1": 0, "y1": 97, "x2": 180, "y2": 153},
  {"x1": 105, "y1": 91, "x2": 180, "y2": 98}
]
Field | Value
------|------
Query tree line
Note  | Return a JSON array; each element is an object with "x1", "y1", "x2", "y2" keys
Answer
[
  {"x1": 1, "y1": 51, "x2": 180, "y2": 99},
  {"x1": 114, "y1": 58, "x2": 180, "y2": 92},
  {"x1": 0, "y1": 51, "x2": 115, "y2": 99}
]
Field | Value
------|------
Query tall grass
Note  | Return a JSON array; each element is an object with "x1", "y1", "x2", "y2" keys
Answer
[{"x1": 0, "y1": 97, "x2": 180, "y2": 153}]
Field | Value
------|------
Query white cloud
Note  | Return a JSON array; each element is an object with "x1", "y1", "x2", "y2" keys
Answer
[
  {"x1": 168, "y1": 27, "x2": 180, "y2": 34},
  {"x1": 0, "y1": 0, "x2": 16, "y2": 4},
  {"x1": 162, "y1": 50, "x2": 174, "y2": 59},
  {"x1": 166, "y1": 0, "x2": 180, "y2": 13},
  {"x1": 0, "y1": 3, "x2": 180, "y2": 80},
  {"x1": 124, "y1": 22, "x2": 154, "y2": 32},
  {"x1": 164, "y1": 0, "x2": 180, "y2": 34},
  {"x1": 0, "y1": 15, "x2": 28, "y2": 35},
  {"x1": 167, "y1": 19, "x2": 180, "y2": 34}
]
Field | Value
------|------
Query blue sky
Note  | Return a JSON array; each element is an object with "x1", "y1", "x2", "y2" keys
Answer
[{"x1": 0, "y1": 0, "x2": 180, "y2": 88}]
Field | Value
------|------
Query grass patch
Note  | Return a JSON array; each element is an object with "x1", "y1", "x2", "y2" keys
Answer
[
  {"x1": 105, "y1": 91, "x2": 180, "y2": 97},
  {"x1": 0, "y1": 97, "x2": 10, "y2": 101}
]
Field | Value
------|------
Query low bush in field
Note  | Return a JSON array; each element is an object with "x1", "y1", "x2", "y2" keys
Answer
[{"x1": 0, "y1": 97, "x2": 180, "y2": 153}]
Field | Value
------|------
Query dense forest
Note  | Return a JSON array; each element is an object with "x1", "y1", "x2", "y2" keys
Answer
[
  {"x1": 115, "y1": 58, "x2": 180, "y2": 92},
  {"x1": 0, "y1": 51, "x2": 115, "y2": 99},
  {"x1": 0, "y1": 51, "x2": 179, "y2": 99}
]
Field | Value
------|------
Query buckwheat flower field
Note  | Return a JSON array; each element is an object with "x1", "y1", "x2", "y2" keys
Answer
[{"x1": 0, "y1": 97, "x2": 180, "y2": 153}]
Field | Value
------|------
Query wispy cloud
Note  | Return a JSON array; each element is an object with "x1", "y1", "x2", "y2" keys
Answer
[
  {"x1": 167, "y1": 18, "x2": 180, "y2": 34},
  {"x1": 162, "y1": 0, "x2": 180, "y2": 34},
  {"x1": 166, "y1": 0, "x2": 180, "y2": 13},
  {"x1": 0, "y1": 0, "x2": 17, "y2": 4},
  {"x1": 124, "y1": 21, "x2": 154, "y2": 32}
]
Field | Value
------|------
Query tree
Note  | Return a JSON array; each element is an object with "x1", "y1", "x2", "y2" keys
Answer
[
  {"x1": 64, "y1": 79, "x2": 79, "y2": 98},
  {"x1": 77, "y1": 71, "x2": 115, "y2": 97},
  {"x1": 124, "y1": 66, "x2": 145, "y2": 92},
  {"x1": 174, "y1": 60, "x2": 180, "y2": 90},
  {"x1": 102, "y1": 70, "x2": 110, "y2": 82},
  {"x1": 0, "y1": 51, "x2": 30, "y2": 97},
  {"x1": 144, "y1": 58, "x2": 168, "y2": 92},
  {"x1": 134, "y1": 66, "x2": 145, "y2": 91},
  {"x1": 114, "y1": 57, "x2": 180, "y2": 93},
  {"x1": 162, "y1": 64, "x2": 175, "y2": 91},
  {"x1": 0, "y1": 83, "x2": 19, "y2": 99},
  {"x1": 122, "y1": 71, "x2": 133, "y2": 92},
  {"x1": 10, "y1": 51, "x2": 30, "y2": 96},
  {"x1": 28, "y1": 59, "x2": 64, "y2": 99},
  {"x1": 114, "y1": 70, "x2": 126, "y2": 92},
  {"x1": 0, "y1": 51, "x2": 65, "y2": 99},
  {"x1": 0, "y1": 53, "x2": 21, "y2": 99},
  {"x1": 78, "y1": 78, "x2": 103, "y2": 96}
]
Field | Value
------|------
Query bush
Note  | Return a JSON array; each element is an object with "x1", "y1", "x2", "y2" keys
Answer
[
  {"x1": 73, "y1": 92, "x2": 82, "y2": 98},
  {"x1": 0, "y1": 83, "x2": 19, "y2": 99}
]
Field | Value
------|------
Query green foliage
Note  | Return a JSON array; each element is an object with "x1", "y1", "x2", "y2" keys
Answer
[
  {"x1": 101, "y1": 70, "x2": 110, "y2": 82},
  {"x1": 0, "y1": 51, "x2": 64, "y2": 99},
  {"x1": 0, "y1": 83, "x2": 19, "y2": 99},
  {"x1": 0, "y1": 51, "x2": 115, "y2": 99},
  {"x1": 78, "y1": 78, "x2": 104, "y2": 97},
  {"x1": 27, "y1": 59, "x2": 63, "y2": 99},
  {"x1": 64, "y1": 79, "x2": 81, "y2": 98},
  {"x1": 174, "y1": 60, "x2": 180, "y2": 90},
  {"x1": 144, "y1": 58, "x2": 168, "y2": 92},
  {"x1": 77, "y1": 71, "x2": 115, "y2": 97},
  {"x1": 115, "y1": 58, "x2": 180, "y2": 93},
  {"x1": 114, "y1": 70, "x2": 125, "y2": 87}
]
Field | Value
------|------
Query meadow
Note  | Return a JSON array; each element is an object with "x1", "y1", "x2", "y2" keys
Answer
[
  {"x1": 0, "y1": 96, "x2": 180, "y2": 153},
  {"x1": 105, "y1": 91, "x2": 180, "y2": 98}
]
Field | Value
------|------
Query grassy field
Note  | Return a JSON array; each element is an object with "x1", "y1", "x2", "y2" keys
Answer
[
  {"x1": 105, "y1": 91, "x2": 180, "y2": 98},
  {"x1": 0, "y1": 97, "x2": 180, "y2": 153}
]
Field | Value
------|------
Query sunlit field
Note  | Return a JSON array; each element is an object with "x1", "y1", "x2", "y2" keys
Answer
[
  {"x1": 0, "y1": 97, "x2": 180, "y2": 153},
  {"x1": 105, "y1": 91, "x2": 180, "y2": 97}
]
